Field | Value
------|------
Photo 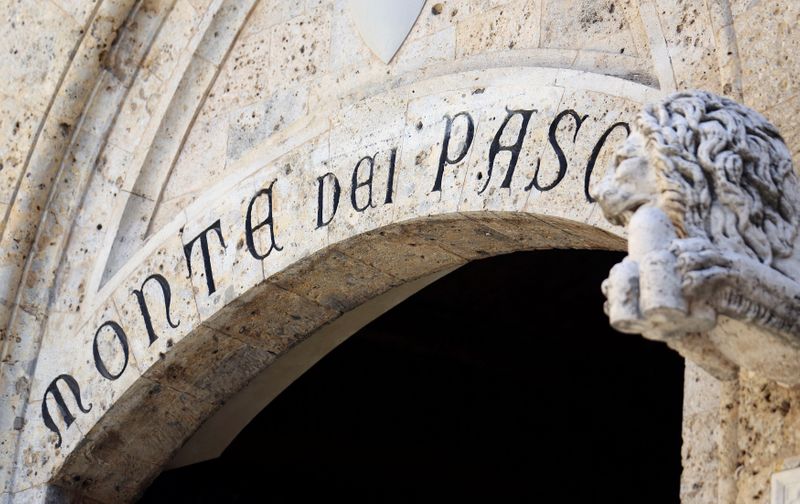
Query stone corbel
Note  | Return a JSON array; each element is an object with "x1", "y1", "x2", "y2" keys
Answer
[{"x1": 593, "y1": 90, "x2": 800, "y2": 385}]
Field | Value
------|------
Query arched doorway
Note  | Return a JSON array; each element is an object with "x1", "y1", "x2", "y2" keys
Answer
[
  {"x1": 140, "y1": 249, "x2": 684, "y2": 503},
  {"x1": 5, "y1": 0, "x2": 797, "y2": 500}
]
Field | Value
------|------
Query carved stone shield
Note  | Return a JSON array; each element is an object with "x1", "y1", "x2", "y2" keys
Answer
[{"x1": 347, "y1": 0, "x2": 425, "y2": 63}]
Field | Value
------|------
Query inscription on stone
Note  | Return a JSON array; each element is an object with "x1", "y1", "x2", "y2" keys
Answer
[{"x1": 40, "y1": 100, "x2": 630, "y2": 447}]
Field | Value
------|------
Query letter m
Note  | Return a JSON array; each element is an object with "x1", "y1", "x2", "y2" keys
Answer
[{"x1": 41, "y1": 374, "x2": 92, "y2": 448}]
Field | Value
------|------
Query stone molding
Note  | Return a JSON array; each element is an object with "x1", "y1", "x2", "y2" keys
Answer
[
  {"x1": 26, "y1": 65, "x2": 645, "y2": 501},
  {"x1": 6, "y1": 0, "x2": 800, "y2": 502}
]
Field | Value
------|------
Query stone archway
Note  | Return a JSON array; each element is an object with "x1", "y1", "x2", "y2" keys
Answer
[
  {"x1": 9, "y1": 0, "x2": 796, "y2": 502},
  {"x1": 50, "y1": 213, "x2": 623, "y2": 502},
  {"x1": 140, "y1": 248, "x2": 685, "y2": 503},
  {"x1": 11, "y1": 60, "x2": 646, "y2": 502}
]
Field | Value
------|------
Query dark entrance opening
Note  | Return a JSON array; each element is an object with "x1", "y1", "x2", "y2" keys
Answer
[{"x1": 141, "y1": 249, "x2": 684, "y2": 503}]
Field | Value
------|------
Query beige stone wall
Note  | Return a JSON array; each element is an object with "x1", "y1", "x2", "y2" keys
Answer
[
  {"x1": 682, "y1": 362, "x2": 723, "y2": 503},
  {"x1": 0, "y1": 0, "x2": 99, "y2": 225},
  {"x1": 106, "y1": 0, "x2": 659, "y2": 276},
  {"x1": 1, "y1": 0, "x2": 799, "y2": 502}
]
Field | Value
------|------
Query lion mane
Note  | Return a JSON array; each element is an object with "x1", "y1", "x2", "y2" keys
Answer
[{"x1": 633, "y1": 91, "x2": 800, "y2": 266}]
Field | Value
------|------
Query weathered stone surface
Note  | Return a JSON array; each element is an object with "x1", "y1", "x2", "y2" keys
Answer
[
  {"x1": 2, "y1": 0, "x2": 800, "y2": 502},
  {"x1": 456, "y1": 0, "x2": 541, "y2": 57},
  {"x1": 112, "y1": 234, "x2": 200, "y2": 374},
  {"x1": 1, "y1": 60, "x2": 669, "y2": 499},
  {"x1": 273, "y1": 248, "x2": 398, "y2": 313},
  {"x1": 681, "y1": 410, "x2": 720, "y2": 503},
  {"x1": 142, "y1": 324, "x2": 267, "y2": 405},
  {"x1": 55, "y1": 377, "x2": 216, "y2": 499},
  {"x1": 226, "y1": 85, "x2": 309, "y2": 162},
  {"x1": 180, "y1": 176, "x2": 264, "y2": 320},
  {"x1": 680, "y1": 362, "x2": 722, "y2": 504},
  {"x1": 337, "y1": 225, "x2": 466, "y2": 282},
  {"x1": 653, "y1": 0, "x2": 721, "y2": 92},
  {"x1": 541, "y1": 0, "x2": 637, "y2": 55},
  {"x1": 203, "y1": 281, "x2": 339, "y2": 353},
  {"x1": 737, "y1": 371, "x2": 800, "y2": 503}
]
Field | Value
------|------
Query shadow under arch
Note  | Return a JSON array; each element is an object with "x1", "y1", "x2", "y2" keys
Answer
[
  {"x1": 142, "y1": 247, "x2": 685, "y2": 503},
  {"x1": 53, "y1": 211, "x2": 625, "y2": 502}
]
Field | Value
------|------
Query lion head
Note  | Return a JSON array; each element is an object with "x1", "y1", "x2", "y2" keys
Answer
[{"x1": 592, "y1": 90, "x2": 800, "y2": 266}]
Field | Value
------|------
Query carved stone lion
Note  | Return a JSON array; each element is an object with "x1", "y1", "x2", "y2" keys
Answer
[{"x1": 592, "y1": 90, "x2": 800, "y2": 383}]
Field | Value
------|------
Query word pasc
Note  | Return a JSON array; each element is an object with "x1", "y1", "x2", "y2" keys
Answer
[{"x1": 41, "y1": 104, "x2": 630, "y2": 447}]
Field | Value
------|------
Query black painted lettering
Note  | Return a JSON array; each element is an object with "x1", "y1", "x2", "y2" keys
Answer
[
  {"x1": 41, "y1": 374, "x2": 92, "y2": 448},
  {"x1": 481, "y1": 107, "x2": 536, "y2": 194},
  {"x1": 385, "y1": 147, "x2": 397, "y2": 204},
  {"x1": 246, "y1": 180, "x2": 283, "y2": 260},
  {"x1": 526, "y1": 109, "x2": 588, "y2": 192},
  {"x1": 432, "y1": 112, "x2": 475, "y2": 192},
  {"x1": 351, "y1": 155, "x2": 377, "y2": 212},
  {"x1": 183, "y1": 220, "x2": 227, "y2": 295},
  {"x1": 316, "y1": 172, "x2": 340, "y2": 228},
  {"x1": 584, "y1": 121, "x2": 630, "y2": 202},
  {"x1": 131, "y1": 274, "x2": 180, "y2": 346},
  {"x1": 93, "y1": 321, "x2": 129, "y2": 381}
]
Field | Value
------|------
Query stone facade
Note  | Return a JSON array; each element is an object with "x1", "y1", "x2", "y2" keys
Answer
[{"x1": 0, "y1": 0, "x2": 798, "y2": 502}]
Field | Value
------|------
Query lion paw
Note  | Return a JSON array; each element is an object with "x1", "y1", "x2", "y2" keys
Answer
[{"x1": 669, "y1": 238, "x2": 733, "y2": 295}]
